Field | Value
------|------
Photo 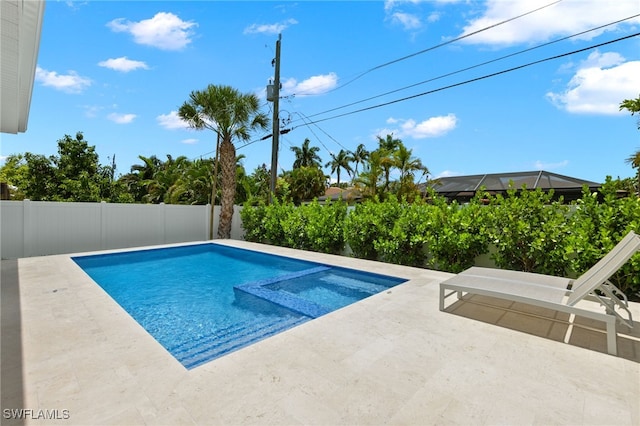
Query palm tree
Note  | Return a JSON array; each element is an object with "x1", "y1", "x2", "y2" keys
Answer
[
  {"x1": 375, "y1": 134, "x2": 402, "y2": 192},
  {"x1": 393, "y1": 144, "x2": 429, "y2": 199},
  {"x1": 376, "y1": 133, "x2": 401, "y2": 152},
  {"x1": 145, "y1": 155, "x2": 189, "y2": 204},
  {"x1": 325, "y1": 149, "x2": 353, "y2": 186},
  {"x1": 355, "y1": 150, "x2": 383, "y2": 198},
  {"x1": 625, "y1": 149, "x2": 640, "y2": 196},
  {"x1": 179, "y1": 85, "x2": 269, "y2": 239},
  {"x1": 167, "y1": 158, "x2": 214, "y2": 205},
  {"x1": 349, "y1": 143, "x2": 369, "y2": 179},
  {"x1": 121, "y1": 155, "x2": 162, "y2": 202},
  {"x1": 394, "y1": 144, "x2": 429, "y2": 183},
  {"x1": 291, "y1": 138, "x2": 322, "y2": 169}
]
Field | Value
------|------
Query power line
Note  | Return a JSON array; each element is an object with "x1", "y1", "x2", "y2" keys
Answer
[
  {"x1": 294, "y1": 0, "x2": 563, "y2": 96},
  {"x1": 292, "y1": 32, "x2": 640, "y2": 128},
  {"x1": 295, "y1": 111, "x2": 350, "y2": 153},
  {"x1": 298, "y1": 13, "x2": 640, "y2": 121}
]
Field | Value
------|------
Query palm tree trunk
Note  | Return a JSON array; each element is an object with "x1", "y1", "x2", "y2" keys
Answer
[
  {"x1": 217, "y1": 137, "x2": 236, "y2": 239},
  {"x1": 209, "y1": 133, "x2": 220, "y2": 240}
]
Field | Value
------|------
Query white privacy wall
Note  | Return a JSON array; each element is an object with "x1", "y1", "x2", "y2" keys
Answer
[{"x1": 0, "y1": 201, "x2": 245, "y2": 259}]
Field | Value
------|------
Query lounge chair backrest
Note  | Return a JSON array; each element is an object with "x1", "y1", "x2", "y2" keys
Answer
[{"x1": 567, "y1": 231, "x2": 640, "y2": 306}]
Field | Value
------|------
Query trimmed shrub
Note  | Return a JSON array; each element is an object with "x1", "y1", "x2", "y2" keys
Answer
[
  {"x1": 486, "y1": 187, "x2": 571, "y2": 275},
  {"x1": 426, "y1": 193, "x2": 491, "y2": 273},
  {"x1": 375, "y1": 199, "x2": 431, "y2": 267},
  {"x1": 344, "y1": 197, "x2": 402, "y2": 260},
  {"x1": 568, "y1": 179, "x2": 640, "y2": 297}
]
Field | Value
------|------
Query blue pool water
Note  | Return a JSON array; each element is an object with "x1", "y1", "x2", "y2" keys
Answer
[{"x1": 73, "y1": 244, "x2": 406, "y2": 369}]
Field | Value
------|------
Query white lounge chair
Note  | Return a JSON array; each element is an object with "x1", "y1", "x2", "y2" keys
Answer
[{"x1": 439, "y1": 231, "x2": 640, "y2": 355}]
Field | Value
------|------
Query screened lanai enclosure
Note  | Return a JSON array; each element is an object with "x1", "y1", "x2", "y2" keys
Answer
[{"x1": 424, "y1": 170, "x2": 602, "y2": 203}]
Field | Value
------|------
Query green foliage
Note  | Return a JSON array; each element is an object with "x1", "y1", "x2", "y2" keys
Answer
[
  {"x1": 262, "y1": 199, "x2": 294, "y2": 246},
  {"x1": 375, "y1": 199, "x2": 431, "y2": 266},
  {"x1": 22, "y1": 153, "x2": 58, "y2": 200},
  {"x1": 242, "y1": 164, "x2": 271, "y2": 205},
  {"x1": 0, "y1": 154, "x2": 28, "y2": 199},
  {"x1": 239, "y1": 201, "x2": 267, "y2": 242},
  {"x1": 426, "y1": 193, "x2": 491, "y2": 273},
  {"x1": 285, "y1": 166, "x2": 327, "y2": 205},
  {"x1": 486, "y1": 186, "x2": 571, "y2": 275},
  {"x1": 241, "y1": 199, "x2": 346, "y2": 254},
  {"x1": 568, "y1": 179, "x2": 640, "y2": 295},
  {"x1": 302, "y1": 200, "x2": 347, "y2": 254},
  {"x1": 344, "y1": 196, "x2": 401, "y2": 260}
]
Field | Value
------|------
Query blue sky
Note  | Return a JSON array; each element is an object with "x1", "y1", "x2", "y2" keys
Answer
[{"x1": 2, "y1": 0, "x2": 640, "y2": 184}]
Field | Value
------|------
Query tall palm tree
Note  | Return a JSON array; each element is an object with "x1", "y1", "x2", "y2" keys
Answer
[
  {"x1": 376, "y1": 134, "x2": 402, "y2": 192},
  {"x1": 325, "y1": 149, "x2": 353, "y2": 186},
  {"x1": 291, "y1": 138, "x2": 322, "y2": 169},
  {"x1": 179, "y1": 85, "x2": 269, "y2": 239},
  {"x1": 349, "y1": 143, "x2": 369, "y2": 179}
]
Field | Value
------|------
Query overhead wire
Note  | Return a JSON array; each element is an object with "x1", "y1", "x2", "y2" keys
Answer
[
  {"x1": 201, "y1": 7, "x2": 638, "y2": 159},
  {"x1": 298, "y1": 13, "x2": 640, "y2": 121},
  {"x1": 291, "y1": 32, "x2": 640, "y2": 128},
  {"x1": 201, "y1": 1, "x2": 566, "y2": 159},
  {"x1": 294, "y1": 0, "x2": 564, "y2": 96},
  {"x1": 295, "y1": 111, "x2": 350, "y2": 153}
]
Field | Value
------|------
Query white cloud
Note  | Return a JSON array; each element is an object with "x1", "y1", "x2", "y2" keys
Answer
[
  {"x1": 427, "y1": 12, "x2": 441, "y2": 24},
  {"x1": 458, "y1": 0, "x2": 640, "y2": 46},
  {"x1": 83, "y1": 105, "x2": 103, "y2": 118},
  {"x1": 398, "y1": 113, "x2": 458, "y2": 138},
  {"x1": 107, "y1": 12, "x2": 196, "y2": 50},
  {"x1": 35, "y1": 67, "x2": 91, "y2": 93},
  {"x1": 281, "y1": 73, "x2": 339, "y2": 96},
  {"x1": 546, "y1": 51, "x2": 640, "y2": 114},
  {"x1": 181, "y1": 138, "x2": 198, "y2": 145},
  {"x1": 157, "y1": 111, "x2": 190, "y2": 130},
  {"x1": 533, "y1": 160, "x2": 569, "y2": 170},
  {"x1": 391, "y1": 12, "x2": 422, "y2": 30},
  {"x1": 107, "y1": 113, "x2": 137, "y2": 124},
  {"x1": 244, "y1": 19, "x2": 298, "y2": 35},
  {"x1": 98, "y1": 57, "x2": 149, "y2": 72}
]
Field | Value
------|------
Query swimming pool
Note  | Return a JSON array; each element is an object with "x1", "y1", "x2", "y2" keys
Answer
[{"x1": 73, "y1": 244, "x2": 406, "y2": 369}]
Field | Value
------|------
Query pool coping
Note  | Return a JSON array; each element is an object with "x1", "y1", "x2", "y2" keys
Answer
[{"x1": 2, "y1": 240, "x2": 639, "y2": 425}]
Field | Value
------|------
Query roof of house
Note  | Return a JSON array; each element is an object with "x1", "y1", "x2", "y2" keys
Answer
[
  {"x1": 423, "y1": 170, "x2": 601, "y2": 201},
  {"x1": 1, "y1": 0, "x2": 45, "y2": 134},
  {"x1": 317, "y1": 187, "x2": 363, "y2": 203}
]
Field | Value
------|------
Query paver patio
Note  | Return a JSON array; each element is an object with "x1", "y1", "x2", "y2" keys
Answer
[{"x1": 2, "y1": 240, "x2": 639, "y2": 425}]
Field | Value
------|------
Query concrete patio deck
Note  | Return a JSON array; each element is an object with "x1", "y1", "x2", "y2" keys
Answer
[{"x1": 1, "y1": 240, "x2": 639, "y2": 425}]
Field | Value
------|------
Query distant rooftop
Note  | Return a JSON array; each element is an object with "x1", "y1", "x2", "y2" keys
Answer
[{"x1": 424, "y1": 170, "x2": 601, "y2": 202}]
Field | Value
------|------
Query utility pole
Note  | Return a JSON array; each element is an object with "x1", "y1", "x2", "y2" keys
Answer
[{"x1": 268, "y1": 34, "x2": 282, "y2": 203}]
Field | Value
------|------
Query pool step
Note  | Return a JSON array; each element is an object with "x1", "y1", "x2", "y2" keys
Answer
[{"x1": 171, "y1": 316, "x2": 308, "y2": 369}]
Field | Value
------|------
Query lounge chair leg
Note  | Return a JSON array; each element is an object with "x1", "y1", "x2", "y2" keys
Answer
[{"x1": 606, "y1": 320, "x2": 617, "y2": 356}]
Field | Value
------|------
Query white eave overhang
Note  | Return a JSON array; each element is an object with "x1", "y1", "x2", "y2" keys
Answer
[{"x1": 1, "y1": 0, "x2": 45, "y2": 134}]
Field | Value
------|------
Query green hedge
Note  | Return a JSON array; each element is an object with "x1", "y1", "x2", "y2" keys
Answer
[{"x1": 240, "y1": 183, "x2": 640, "y2": 297}]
